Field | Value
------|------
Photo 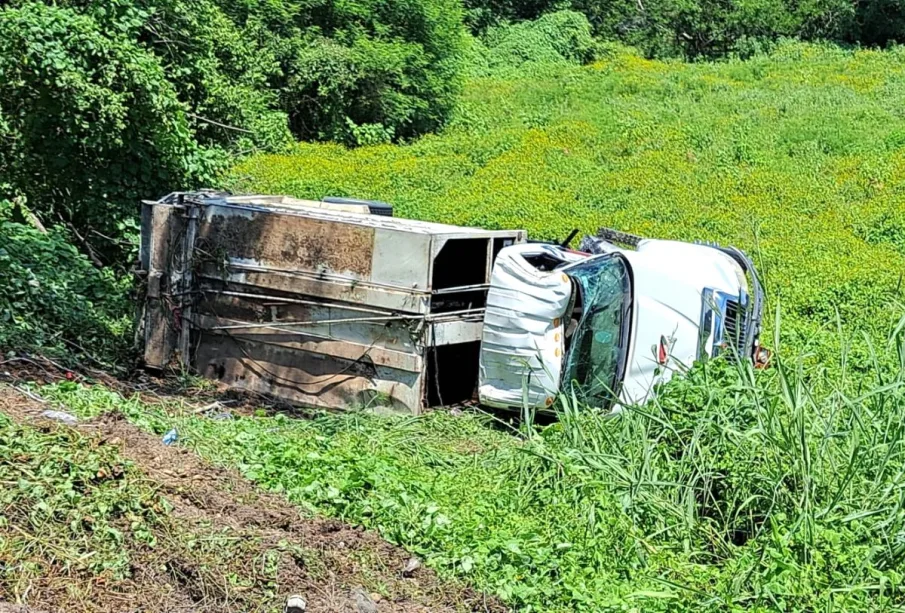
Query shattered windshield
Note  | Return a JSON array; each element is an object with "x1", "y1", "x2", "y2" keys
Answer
[{"x1": 562, "y1": 255, "x2": 632, "y2": 408}]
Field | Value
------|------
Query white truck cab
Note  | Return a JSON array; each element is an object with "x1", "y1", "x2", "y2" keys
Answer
[{"x1": 478, "y1": 229, "x2": 765, "y2": 411}]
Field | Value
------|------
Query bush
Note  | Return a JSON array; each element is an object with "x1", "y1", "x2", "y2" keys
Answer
[
  {"x1": 465, "y1": 0, "x2": 856, "y2": 58},
  {"x1": 0, "y1": 3, "x2": 221, "y2": 260},
  {"x1": 52, "y1": 0, "x2": 466, "y2": 145},
  {"x1": 462, "y1": 0, "x2": 564, "y2": 32},
  {"x1": 856, "y1": 0, "x2": 905, "y2": 46},
  {"x1": 0, "y1": 201, "x2": 132, "y2": 363},
  {"x1": 469, "y1": 10, "x2": 599, "y2": 76},
  {"x1": 0, "y1": 0, "x2": 467, "y2": 264}
]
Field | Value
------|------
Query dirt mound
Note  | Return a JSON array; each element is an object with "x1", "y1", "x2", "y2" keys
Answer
[{"x1": 0, "y1": 387, "x2": 505, "y2": 613}]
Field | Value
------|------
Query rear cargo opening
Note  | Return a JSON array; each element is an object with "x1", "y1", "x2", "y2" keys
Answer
[
  {"x1": 433, "y1": 238, "x2": 488, "y2": 290},
  {"x1": 425, "y1": 341, "x2": 481, "y2": 406},
  {"x1": 431, "y1": 238, "x2": 490, "y2": 314}
]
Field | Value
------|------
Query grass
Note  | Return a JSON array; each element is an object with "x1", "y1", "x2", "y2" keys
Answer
[
  {"x1": 0, "y1": 411, "x2": 315, "y2": 610},
  {"x1": 0, "y1": 393, "x2": 484, "y2": 611},
  {"x1": 0, "y1": 413, "x2": 165, "y2": 602},
  {"x1": 223, "y1": 39, "x2": 905, "y2": 609},
  {"x1": 34, "y1": 314, "x2": 905, "y2": 610},
  {"x1": 228, "y1": 41, "x2": 905, "y2": 367}
]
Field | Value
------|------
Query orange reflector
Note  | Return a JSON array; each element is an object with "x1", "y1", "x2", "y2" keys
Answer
[
  {"x1": 553, "y1": 318, "x2": 561, "y2": 327},
  {"x1": 545, "y1": 397, "x2": 554, "y2": 407}
]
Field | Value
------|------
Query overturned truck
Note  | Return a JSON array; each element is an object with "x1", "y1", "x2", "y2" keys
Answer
[
  {"x1": 139, "y1": 192, "x2": 766, "y2": 414},
  {"x1": 138, "y1": 192, "x2": 524, "y2": 413}
]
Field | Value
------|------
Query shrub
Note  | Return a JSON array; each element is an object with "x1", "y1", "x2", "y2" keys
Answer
[
  {"x1": 468, "y1": 10, "x2": 599, "y2": 76},
  {"x1": 856, "y1": 0, "x2": 905, "y2": 46},
  {"x1": 465, "y1": 0, "x2": 856, "y2": 58},
  {"x1": 23, "y1": 0, "x2": 467, "y2": 145},
  {"x1": 0, "y1": 3, "x2": 222, "y2": 261},
  {"x1": 0, "y1": 0, "x2": 467, "y2": 264},
  {"x1": 571, "y1": 0, "x2": 857, "y2": 57},
  {"x1": 462, "y1": 0, "x2": 564, "y2": 32},
  {"x1": 0, "y1": 201, "x2": 132, "y2": 363}
]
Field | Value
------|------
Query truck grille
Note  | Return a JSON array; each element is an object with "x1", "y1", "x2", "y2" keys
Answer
[{"x1": 723, "y1": 299, "x2": 747, "y2": 358}]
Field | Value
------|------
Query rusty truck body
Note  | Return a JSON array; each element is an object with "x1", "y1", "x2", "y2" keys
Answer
[{"x1": 138, "y1": 191, "x2": 525, "y2": 413}]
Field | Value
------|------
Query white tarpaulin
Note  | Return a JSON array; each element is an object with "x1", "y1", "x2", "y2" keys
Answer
[{"x1": 478, "y1": 244, "x2": 580, "y2": 409}]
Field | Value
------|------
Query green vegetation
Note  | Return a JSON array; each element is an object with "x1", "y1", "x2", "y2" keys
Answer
[
  {"x1": 4, "y1": 0, "x2": 905, "y2": 271},
  {"x1": 39, "y1": 318, "x2": 905, "y2": 610},
  {"x1": 230, "y1": 41, "x2": 905, "y2": 366},
  {"x1": 0, "y1": 0, "x2": 466, "y2": 263},
  {"x1": 0, "y1": 200, "x2": 131, "y2": 362},
  {"x1": 7, "y1": 3, "x2": 905, "y2": 611},
  {"x1": 214, "y1": 39, "x2": 905, "y2": 608},
  {"x1": 462, "y1": 0, "x2": 905, "y2": 58},
  {"x1": 0, "y1": 406, "x2": 426, "y2": 611},
  {"x1": 466, "y1": 10, "x2": 599, "y2": 76},
  {"x1": 0, "y1": 412, "x2": 165, "y2": 598},
  {"x1": 464, "y1": 0, "x2": 854, "y2": 57}
]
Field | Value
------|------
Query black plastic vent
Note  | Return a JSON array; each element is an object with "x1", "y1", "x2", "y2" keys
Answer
[
  {"x1": 723, "y1": 300, "x2": 747, "y2": 359},
  {"x1": 322, "y1": 197, "x2": 393, "y2": 217}
]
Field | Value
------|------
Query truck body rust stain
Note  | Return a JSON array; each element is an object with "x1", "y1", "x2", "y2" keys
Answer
[{"x1": 201, "y1": 209, "x2": 375, "y2": 278}]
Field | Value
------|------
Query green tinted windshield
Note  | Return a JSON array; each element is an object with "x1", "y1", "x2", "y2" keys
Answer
[{"x1": 562, "y1": 255, "x2": 631, "y2": 408}]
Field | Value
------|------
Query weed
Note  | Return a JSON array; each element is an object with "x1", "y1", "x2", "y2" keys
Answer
[
  {"x1": 0, "y1": 413, "x2": 166, "y2": 600},
  {"x1": 228, "y1": 41, "x2": 905, "y2": 371},
  {"x1": 38, "y1": 315, "x2": 905, "y2": 610}
]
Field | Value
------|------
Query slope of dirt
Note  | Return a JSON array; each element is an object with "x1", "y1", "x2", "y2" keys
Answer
[{"x1": 0, "y1": 386, "x2": 505, "y2": 613}]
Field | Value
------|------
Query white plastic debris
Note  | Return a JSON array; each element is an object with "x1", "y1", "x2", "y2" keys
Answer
[
  {"x1": 40, "y1": 410, "x2": 78, "y2": 426},
  {"x1": 403, "y1": 556, "x2": 422, "y2": 577},
  {"x1": 284, "y1": 595, "x2": 307, "y2": 613}
]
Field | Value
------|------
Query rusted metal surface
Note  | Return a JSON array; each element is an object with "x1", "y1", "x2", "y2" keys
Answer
[
  {"x1": 194, "y1": 315, "x2": 422, "y2": 373},
  {"x1": 194, "y1": 334, "x2": 423, "y2": 412},
  {"x1": 140, "y1": 202, "x2": 182, "y2": 369},
  {"x1": 200, "y1": 205, "x2": 376, "y2": 278},
  {"x1": 178, "y1": 204, "x2": 200, "y2": 362},
  {"x1": 139, "y1": 192, "x2": 525, "y2": 413},
  {"x1": 198, "y1": 267, "x2": 432, "y2": 315}
]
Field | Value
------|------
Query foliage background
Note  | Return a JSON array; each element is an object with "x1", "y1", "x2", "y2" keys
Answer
[
  {"x1": 0, "y1": 200, "x2": 131, "y2": 361},
  {"x1": 7, "y1": 4, "x2": 905, "y2": 611},
  {"x1": 230, "y1": 40, "x2": 905, "y2": 367},
  {"x1": 0, "y1": 0, "x2": 466, "y2": 271}
]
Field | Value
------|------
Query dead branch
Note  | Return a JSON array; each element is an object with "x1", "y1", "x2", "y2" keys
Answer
[{"x1": 187, "y1": 113, "x2": 255, "y2": 134}]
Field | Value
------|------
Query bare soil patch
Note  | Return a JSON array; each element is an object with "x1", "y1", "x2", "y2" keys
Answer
[{"x1": 0, "y1": 386, "x2": 504, "y2": 613}]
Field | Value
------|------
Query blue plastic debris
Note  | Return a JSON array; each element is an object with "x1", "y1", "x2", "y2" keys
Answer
[{"x1": 162, "y1": 429, "x2": 179, "y2": 445}]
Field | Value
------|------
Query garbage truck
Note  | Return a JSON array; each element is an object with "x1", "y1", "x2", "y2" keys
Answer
[{"x1": 478, "y1": 228, "x2": 767, "y2": 411}]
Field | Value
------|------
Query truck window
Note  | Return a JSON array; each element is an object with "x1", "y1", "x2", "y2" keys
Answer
[{"x1": 562, "y1": 255, "x2": 632, "y2": 409}]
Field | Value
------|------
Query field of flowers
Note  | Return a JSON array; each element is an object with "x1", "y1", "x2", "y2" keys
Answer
[{"x1": 229, "y1": 41, "x2": 905, "y2": 364}]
